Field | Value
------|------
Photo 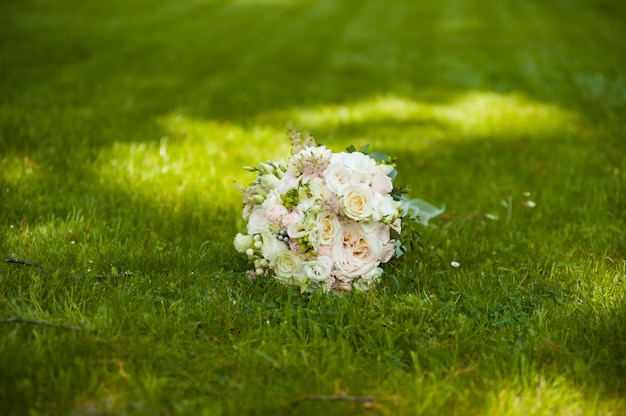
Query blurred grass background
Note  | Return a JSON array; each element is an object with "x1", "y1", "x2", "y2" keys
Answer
[{"x1": 1, "y1": 0, "x2": 625, "y2": 414}]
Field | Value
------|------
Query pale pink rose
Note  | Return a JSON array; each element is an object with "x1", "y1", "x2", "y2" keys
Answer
[
  {"x1": 337, "y1": 222, "x2": 363, "y2": 247},
  {"x1": 281, "y1": 211, "x2": 301, "y2": 228},
  {"x1": 390, "y1": 218, "x2": 402, "y2": 234},
  {"x1": 332, "y1": 223, "x2": 381, "y2": 278},
  {"x1": 371, "y1": 172, "x2": 393, "y2": 195},
  {"x1": 374, "y1": 224, "x2": 390, "y2": 245},
  {"x1": 332, "y1": 280, "x2": 353, "y2": 293},
  {"x1": 266, "y1": 204, "x2": 288, "y2": 223},
  {"x1": 317, "y1": 246, "x2": 332, "y2": 257},
  {"x1": 289, "y1": 238, "x2": 301, "y2": 253},
  {"x1": 380, "y1": 241, "x2": 395, "y2": 263}
]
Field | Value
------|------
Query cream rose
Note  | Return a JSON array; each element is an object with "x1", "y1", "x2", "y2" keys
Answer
[
  {"x1": 274, "y1": 250, "x2": 304, "y2": 284},
  {"x1": 339, "y1": 184, "x2": 374, "y2": 221},
  {"x1": 316, "y1": 211, "x2": 341, "y2": 247}
]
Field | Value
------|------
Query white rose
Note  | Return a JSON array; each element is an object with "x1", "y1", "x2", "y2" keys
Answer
[
  {"x1": 352, "y1": 171, "x2": 373, "y2": 186},
  {"x1": 247, "y1": 207, "x2": 269, "y2": 234},
  {"x1": 274, "y1": 250, "x2": 304, "y2": 284},
  {"x1": 343, "y1": 152, "x2": 376, "y2": 175},
  {"x1": 233, "y1": 233, "x2": 253, "y2": 253},
  {"x1": 261, "y1": 230, "x2": 288, "y2": 264},
  {"x1": 303, "y1": 256, "x2": 333, "y2": 283},
  {"x1": 375, "y1": 163, "x2": 394, "y2": 176},
  {"x1": 324, "y1": 163, "x2": 353, "y2": 193},
  {"x1": 352, "y1": 267, "x2": 383, "y2": 292},
  {"x1": 372, "y1": 192, "x2": 401, "y2": 222},
  {"x1": 338, "y1": 184, "x2": 374, "y2": 221}
]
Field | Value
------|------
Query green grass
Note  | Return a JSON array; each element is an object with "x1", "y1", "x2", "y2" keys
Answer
[{"x1": 1, "y1": 0, "x2": 625, "y2": 414}]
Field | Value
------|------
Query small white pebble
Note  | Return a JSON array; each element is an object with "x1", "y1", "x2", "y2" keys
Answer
[{"x1": 450, "y1": 261, "x2": 460, "y2": 268}]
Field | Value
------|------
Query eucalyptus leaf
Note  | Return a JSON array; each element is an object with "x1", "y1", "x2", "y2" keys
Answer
[
  {"x1": 368, "y1": 151, "x2": 389, "y2": 163},
  {"x1": 402, "y1": 199, "x2": 445, "y2": 226}
]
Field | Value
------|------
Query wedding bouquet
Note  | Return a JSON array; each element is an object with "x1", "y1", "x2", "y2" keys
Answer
[{"x1": 234, "y1": 131, "x2": 442, "y2": 293}]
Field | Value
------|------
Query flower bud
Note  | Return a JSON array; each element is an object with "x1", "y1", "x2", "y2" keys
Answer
[
  {"x1": 259, "y1": 162, "x2": 274, "y2": 175},
  {"x1": 260, "y1": 174, "x2": 280, "y2": 189},
  {"x1": 250, "y1": 195, "x2": 265, "y2": 205}
]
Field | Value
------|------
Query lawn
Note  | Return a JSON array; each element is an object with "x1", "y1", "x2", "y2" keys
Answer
[{"x1": 1, "y1": 0, "x2": 625, "y2": 414}]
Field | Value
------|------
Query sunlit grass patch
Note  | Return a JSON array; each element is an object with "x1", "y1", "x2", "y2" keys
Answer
[{"x1": 264, "y1": 91, "x2": 577, "y2": 151}]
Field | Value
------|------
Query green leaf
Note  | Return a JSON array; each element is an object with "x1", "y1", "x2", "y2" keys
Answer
[{"x1": 368, "y1": 151, "x2": 388, "y2": 163}]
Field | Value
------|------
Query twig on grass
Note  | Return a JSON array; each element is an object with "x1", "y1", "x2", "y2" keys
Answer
[
  {"x1": 0, "y1": 317, "x2": 81, "y2": 331},
  {"x1": 4, "y1": 257, "x2": 44, "y2": 268},
  {"x1": 291, "y1": 393, "x2": 375, "y2": 406}
]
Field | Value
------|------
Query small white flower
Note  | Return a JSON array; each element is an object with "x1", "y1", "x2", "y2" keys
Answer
[
  {"x1": 525, "y1": 200, "x2": 536, "y2": 208},
  {"x1": 485, "y1": 213, "x2": 499, "y2": 221},
  {"x1": 450, "y1": 261, "x2": 460, "y2": 268}
]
